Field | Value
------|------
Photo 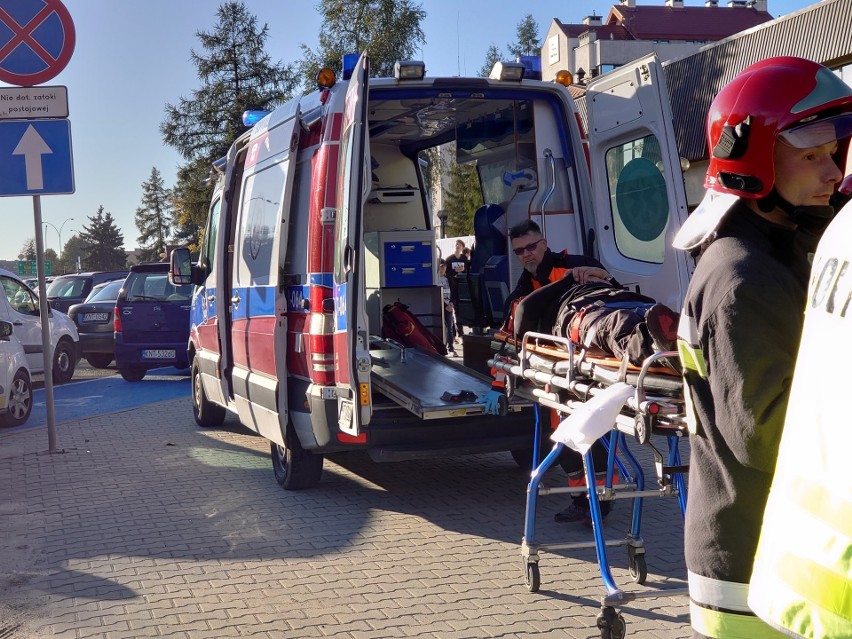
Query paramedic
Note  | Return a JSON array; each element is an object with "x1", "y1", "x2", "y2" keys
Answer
[
  {"x1": 673, "y1": 57, "x2": 852, "y2": 639},
  {"x1": 748, "y1": 197, "x2": 852, "y2": 639},
  {"x1": 486, "y1": 219, "x2": 616, "y2": 524}
]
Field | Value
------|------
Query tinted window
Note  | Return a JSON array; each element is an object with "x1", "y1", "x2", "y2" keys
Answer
[
  {"x1": 124, "y1": 272, "x2": 193, "y2": 302},
  {"x1": 47, "y1": 276, "x2": 91, "y2": 298},
  {"x1": 86, "y1": 279, "x2": 124, "y2": 302}
]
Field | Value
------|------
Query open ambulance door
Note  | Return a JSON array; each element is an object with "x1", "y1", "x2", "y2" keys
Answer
[
  {"x1": 586, "y1": 53, "x2": 692, "y2": 310},
  {"x1": 333, "y1": 52, "x2": 372, "y2": 436}
]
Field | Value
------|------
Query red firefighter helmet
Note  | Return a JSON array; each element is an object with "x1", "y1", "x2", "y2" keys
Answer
[{"x1": 705, "y1": 56, "x2": 852, "y2": 199}]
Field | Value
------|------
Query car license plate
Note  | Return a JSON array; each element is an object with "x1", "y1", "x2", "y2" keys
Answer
[
  {"x1": 142, "y1": 349, "x2": 175, "y2": 360},
  {"x1": 82, "y1": 312, "x2": 109, "y2": 322}
]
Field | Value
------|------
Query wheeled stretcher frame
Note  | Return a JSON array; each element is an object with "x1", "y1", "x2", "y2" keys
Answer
[{"x1": 488, "y1": 330, "x2": 689, "y2": 639}]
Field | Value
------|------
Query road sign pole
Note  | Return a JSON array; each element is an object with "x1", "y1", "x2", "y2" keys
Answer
[{"x1": 33, "y1": 195, "x2": 58, "y2": 452}]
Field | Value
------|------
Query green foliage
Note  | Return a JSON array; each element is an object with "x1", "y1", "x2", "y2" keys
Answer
[
  {"x1": 161, "y1": 1, "x2": 296, "y2": 164},
  {"x1": 507, "y1": 14, "x2": 541, "y2": 58},
  {"x1": 78, "y1": 206, "x2": 127, "y2": 271},
  {"x1": 299, "y1": 0, "x2": 426, "y2": 87},
  {"x1": 479, "y1": 44, "x2": 503, "y2": 77},
  {"x1": 444, "y1": 159, "x2": 482, "y2": 237},
  {"x1": 61, "y1": 235, "x2": 90, "y2": 274},
  {"x1": 17, "y1": 239, "x2": 36, "y2": 261},
  {"x1": 171, "y1": 159, "x2": 215, "y2": 253},
  {"x1": 135, "y1": 167, "x2": 173, "y2": 262}
]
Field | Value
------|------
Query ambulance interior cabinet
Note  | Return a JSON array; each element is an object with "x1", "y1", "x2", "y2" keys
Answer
[{"x1": 365, "y1": 231, "x2": 443, "y2": 341}]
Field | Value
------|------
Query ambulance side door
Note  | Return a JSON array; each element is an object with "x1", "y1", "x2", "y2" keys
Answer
[
  {"x1": 332, "y1": 52, "x2": 371, "y2": 436},
  {"x1": 586, "y1": 53, "x2": 692, "y2": 310}
]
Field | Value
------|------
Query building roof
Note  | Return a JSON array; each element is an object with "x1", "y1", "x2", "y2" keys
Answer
[
  {"x1": 555, "y1": 18, "x2": 634, "y2": 40},
  {"x1": 608, "y1": 5, "x2": 773, "y2": 40}
]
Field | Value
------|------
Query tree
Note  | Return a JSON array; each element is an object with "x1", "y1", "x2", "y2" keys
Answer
[
  {"x1": 161, "y1": 2, "x2": 297, "y2": 164},
  {"x1": 299, "y1": 0, "x2": 426, "y2": 85},
  {"x1": 17, "y1": 239, "x2": 36, "y2": 260},
  {"x1": 78, "y1": 206, "x2": 127, "y2": 271},
  {"x1": 479, "y1": 44, "x2": 503, "y2": 78},
  {"x1": 170, "y1": 158, "x2": 214, "y2": 253},
  {"x1": 507, "y1": 14, "x2": 541, "y2": 58},
  {"x1": 62, "y1": 235, "x2": 90, "y2": 274},
  {"x1": 443, "y1": 161, "x2": 482, "y2": 237},
  {"x1": 135, "y1": 167, "x2": 173, "y2": 262}
]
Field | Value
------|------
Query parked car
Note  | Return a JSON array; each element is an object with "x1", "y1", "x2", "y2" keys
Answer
[
  {"x1": 67, "y1": 279, "x2": 126, "y2": 369},
  {"x1": 46, "y1": 271, "x2": 128, "y2": 313},
  {"x1": 0, "y1": 268, "x2": 79, "y2": 383},
  {"x1": 0, "y1": 319, "x2": 33, "y2": 427},
  {"x1": 114, "y1": 262, "x2": 193, "y2": 382},
  {"x1": 23, "y1": 276, "x2": 55, "y2": 293}
]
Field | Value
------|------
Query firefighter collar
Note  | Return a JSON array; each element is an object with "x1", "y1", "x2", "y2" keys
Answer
[{"x1": 673, "y1": 190, "x2": 739, "y2": 251}]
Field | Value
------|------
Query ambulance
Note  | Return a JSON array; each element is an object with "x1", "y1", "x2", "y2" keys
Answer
[{"x1": 169, "y1": 52, "x2": 691, "y2": 489}]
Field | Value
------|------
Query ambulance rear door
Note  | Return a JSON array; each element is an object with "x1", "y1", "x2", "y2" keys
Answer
[
  {"x1": 585, "y1": 53, "x2": 692, "y2": 310},
  {"x1": 333, "y1": 52, "x2": 372, "y2": 436}
]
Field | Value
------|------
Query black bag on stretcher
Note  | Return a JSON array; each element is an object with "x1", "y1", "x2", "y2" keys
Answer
[
  {"x1": 510, "y1": 276, "x2": 677, "y2": 368},
  {"x1": 381, "y1": 301, "x2": 447, "y2": 357}
]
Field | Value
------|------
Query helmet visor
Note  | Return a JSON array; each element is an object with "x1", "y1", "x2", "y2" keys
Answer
[{"x1": 779, "y1": 112, "x2": 852, "y2": 148}]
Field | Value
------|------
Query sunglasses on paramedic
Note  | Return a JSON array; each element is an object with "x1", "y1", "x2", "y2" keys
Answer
[{"x1": 512, "y1": 238, "x2": 544, "y2": 256}]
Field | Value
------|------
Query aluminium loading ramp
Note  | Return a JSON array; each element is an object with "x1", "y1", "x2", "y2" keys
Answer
[{"x1": 369, "y1": 343, "x2": 526, "y2": 420}]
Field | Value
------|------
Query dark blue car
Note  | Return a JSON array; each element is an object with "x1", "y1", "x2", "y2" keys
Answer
[{"x1": 113, "y1": 262, "x2": 193, "y2": 382}]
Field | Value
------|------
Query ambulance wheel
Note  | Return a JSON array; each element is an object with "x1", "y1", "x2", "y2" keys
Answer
[
  {"x1": 271, "y1": 434, "x2": 323, "y2": 490},
  {"x1": 192, "y1": 360, "x2": 225, "y2": 428},
  {"x1": 523, "y1": 561, "x2": 540, "y2": 592},
  {"x1": 2, "y1": 370, "x2": 32, "y2": 427},
  {"x1": 627, "y1": 547, "x2": 647, "y2": 584},
  {"x1": 52, "y1": 338, "x2": 76, "y2": 384},
  {"x1": 596, "y1": 608, "x2": 626, "y2": 639}
]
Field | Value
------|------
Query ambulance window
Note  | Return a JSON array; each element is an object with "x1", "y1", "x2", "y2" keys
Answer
[
  {"x1": 203, "y1": 199, "x2": 221, "y2": 271},
  {"x1": 604, "y1": 134, "x2": 668, "y2": 264},
  {"x1": 237, "y1": 164, "x2": 286, "y2": 286}
]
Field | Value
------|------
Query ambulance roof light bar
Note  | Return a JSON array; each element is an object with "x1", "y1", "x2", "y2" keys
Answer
[
  {"x1": 342, "y1": 53, "x2": 359, "y2": 80},
  {"x1": 394, "y1": 60, "x2": 425, "y2": 80},
  {"x1": 242, "y1": 110, "x2": 271, "y2": 127},
  {"x1": 489, "y1": 61, "x2": 525, "y2": 82}
]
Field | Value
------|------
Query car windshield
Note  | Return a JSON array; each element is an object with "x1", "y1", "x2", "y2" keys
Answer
[
  {"x1": 85, "y1": 279, "x2": 124, "y2": 303},
  {"x1": 46, "y1": 276, "x2": 89, "y2": 298},
  {"x1": 124, "y1": 272, "x2": 193, "y2": 302}
]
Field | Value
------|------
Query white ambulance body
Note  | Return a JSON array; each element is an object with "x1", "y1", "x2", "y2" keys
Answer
[{"x1": 170, "y1": 53, "x2": 690, "y2": 489}]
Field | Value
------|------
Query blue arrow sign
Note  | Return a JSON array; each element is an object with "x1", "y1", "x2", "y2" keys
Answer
[{"x1": 0, "y1": 118, "x2": 74, "y2": 196}]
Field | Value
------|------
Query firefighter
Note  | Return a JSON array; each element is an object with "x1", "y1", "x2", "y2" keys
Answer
[
  {"x1": 747, "y1": 196, "x2": 852, "y2": 639},
  {"x1": 673, "y1": 56, "x2": 852, "y2": 638}
]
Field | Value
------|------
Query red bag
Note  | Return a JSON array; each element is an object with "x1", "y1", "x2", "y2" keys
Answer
[{"x1": 382, "y1": 302, "x2": 447, "y2": 356}]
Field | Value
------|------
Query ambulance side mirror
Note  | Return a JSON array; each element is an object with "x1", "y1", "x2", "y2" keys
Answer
[{"x1": 169, "y1": 247, "x2": 202, "y2": 287}]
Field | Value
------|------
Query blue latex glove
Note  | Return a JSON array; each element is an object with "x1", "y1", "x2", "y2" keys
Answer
[{"x1": 480, "y1": 389, "x2": 505, "y2": 416}]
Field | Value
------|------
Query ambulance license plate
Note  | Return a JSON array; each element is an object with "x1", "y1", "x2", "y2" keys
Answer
[
  {"x1": 82, "y1": 312, "x2": 109, "y2": 322},
  {"x1": 142, "y1": 349, "x2": 175, "y2": 360}
]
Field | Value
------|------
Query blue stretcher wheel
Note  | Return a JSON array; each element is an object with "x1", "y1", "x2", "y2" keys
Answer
[
  {"x1": 596, "y1": 608, "x2": 626, "y2": 639},
  {"x1": 524, "y1": 561, "x2": 540, "y2": 592},
  {"x1": 627, "y1": 546, "x2": 648, "y2": 584}
]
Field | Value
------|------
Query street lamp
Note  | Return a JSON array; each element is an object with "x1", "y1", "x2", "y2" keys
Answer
[{"x1": 43, "y1": 217, "x2": 74, "y2": 273}]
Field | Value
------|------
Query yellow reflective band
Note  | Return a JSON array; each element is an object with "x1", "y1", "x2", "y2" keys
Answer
[
  {"x1": 775, "y1": 552, "x2": 852, "y2": 624},
  {"x1": 786, "y1": 479, "x2": 852, "y2": 541},
  {"x1": 678, "y1": 338, "x2": 708, "y2": 379},
  {"x1": 691, "y1": 601, "x2": 790, "y2": 639}
]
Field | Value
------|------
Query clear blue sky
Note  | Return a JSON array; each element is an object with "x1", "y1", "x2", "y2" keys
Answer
[{"x1": 1, "y1": 0, "x2": 819, "y2": 261}]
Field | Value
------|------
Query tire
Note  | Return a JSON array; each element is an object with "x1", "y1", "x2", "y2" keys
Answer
[
  {"x1": 628, "y1": 547, "x2": 647, "y2": 584},
  {"x1": 85, "y1": 353, "x2": 113, "y2": 369},
  {"x1": 192, "y1": 360, "x2": 225, "y2": 427},
  {"x1": 523, "y1": 562, "x2": 541, "y2": 593},
  {"x1": 1, "y1": 370, "x2": 32, "y2": 427},
  {"x1": 270, "y1": 435, "x2": 323, "y2": 490},
  {"x1": 52, "y1": 338, "x2": 76, "y2": 384},
  {"x1": 119, "y1": 367, "x2": 146, "y2": 382}
]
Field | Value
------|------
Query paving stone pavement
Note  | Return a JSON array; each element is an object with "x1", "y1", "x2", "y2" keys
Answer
[{"x1": 0, "y1": 397, "x2": 690, "y2": 638}]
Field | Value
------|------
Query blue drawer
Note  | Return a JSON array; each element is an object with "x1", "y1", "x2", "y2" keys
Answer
[
  {"x1": 384, "y1": 262, "x2": 433, "y2": 287},
  {"x1": 383, "y1": 240, "x2": 433, "y2": 264}
]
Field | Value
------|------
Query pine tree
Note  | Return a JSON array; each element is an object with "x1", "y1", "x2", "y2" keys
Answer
[
  {"x1": 507, "y1": 14, "x2": 541, "y2": 58},
  {"x1": 444, "y1": 161, "x2": 482, "y2": 236},
  {"x1": 161, "y1": 2, "x2": 296, "y2": 164},
  {"x1": 479, "y1": 44, "x2": 503, "y2": 77},
  {"x1": 299, "y1": 0, "x2": 426, "y2": 85},
  {"x1": 79, "y1": 206, "x2": 127, "y2": 271},
  {"x1": 170, "y1": 158, "x2": 213, "y2": 253},
  {"x1": 135, "y1": 167, "x2": 173, "y2": 262},
  {"x1": 17, "y1": 239, "x2": 36, "y2": 260}
]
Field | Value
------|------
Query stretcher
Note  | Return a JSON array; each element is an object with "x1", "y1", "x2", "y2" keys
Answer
[{"x1": 488, "y1": 329, "x2": 689, "y2": 639}]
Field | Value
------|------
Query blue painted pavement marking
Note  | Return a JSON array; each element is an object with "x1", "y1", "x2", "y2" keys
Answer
[{"x1": 2, "y1": 367, "x2": 191, "y2": 435}]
